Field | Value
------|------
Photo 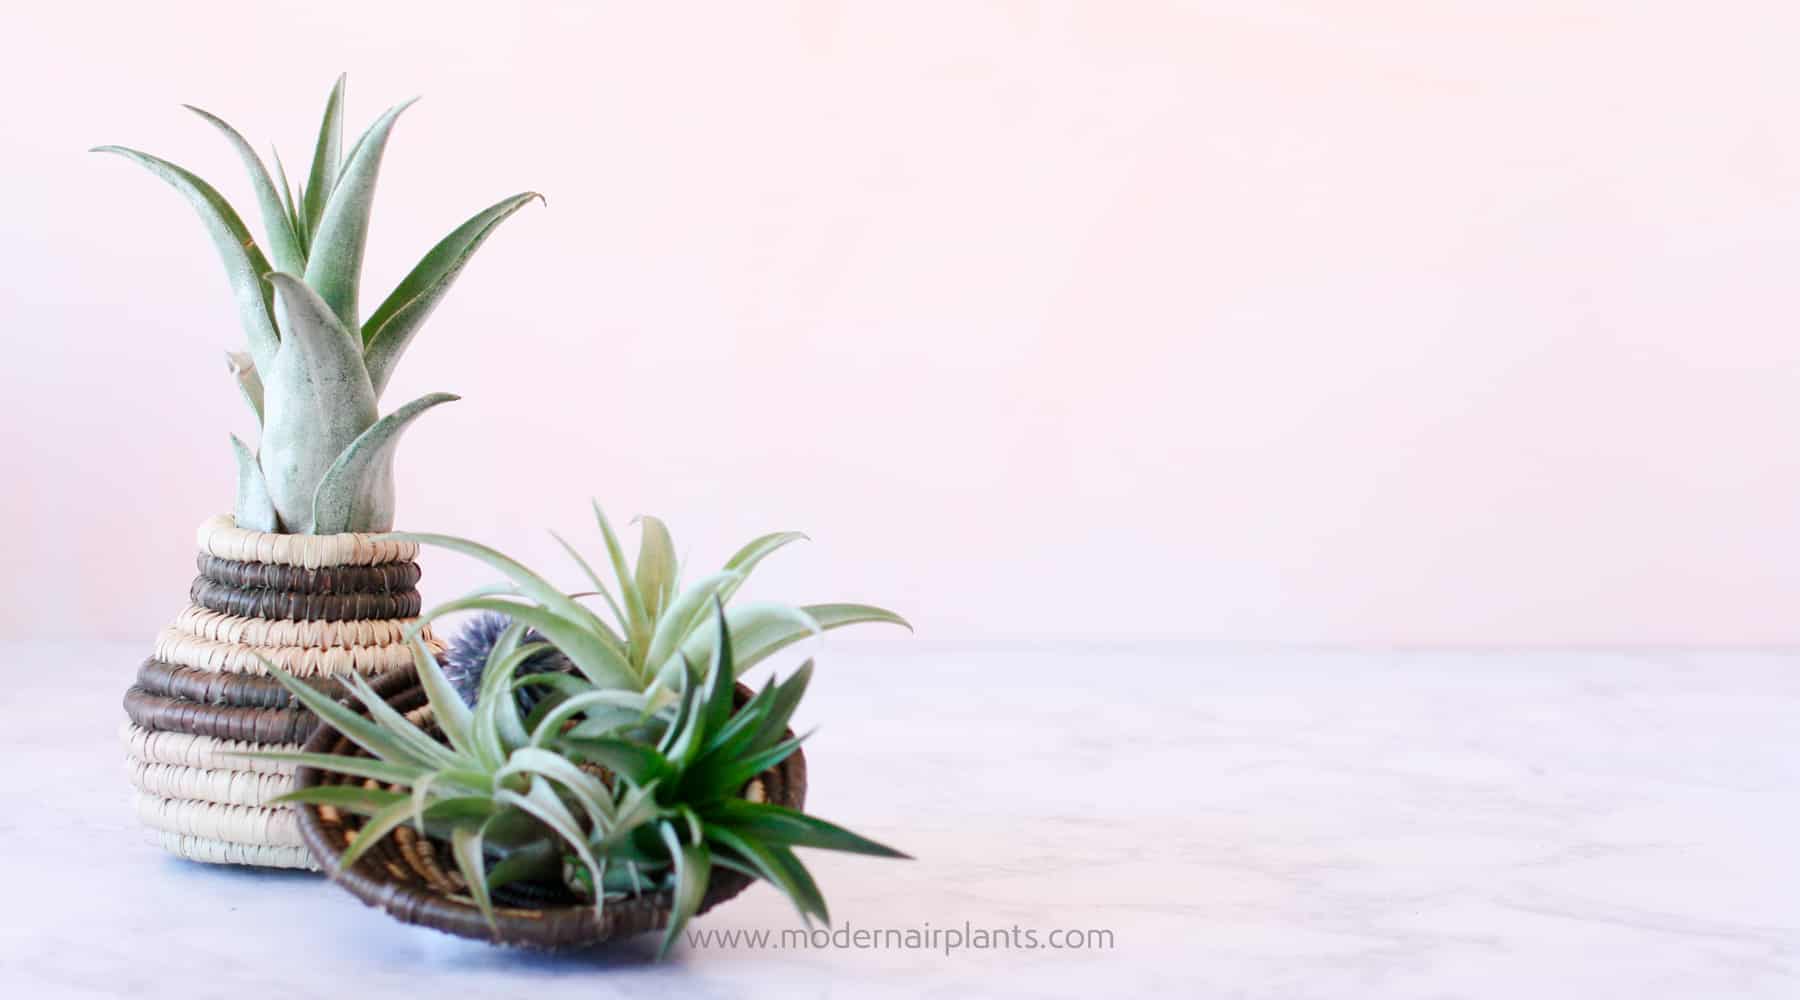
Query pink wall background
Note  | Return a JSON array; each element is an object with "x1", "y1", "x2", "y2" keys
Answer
[{"x1": 6, "y1": 2, "x2": 1800, "y2": 643}]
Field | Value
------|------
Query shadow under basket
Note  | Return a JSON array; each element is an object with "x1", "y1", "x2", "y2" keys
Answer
[{"x1": 293, "y1": 683, "x2": 809, "y2": 950}]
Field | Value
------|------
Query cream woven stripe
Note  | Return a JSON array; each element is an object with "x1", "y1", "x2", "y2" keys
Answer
[
  {"x1": 151, "y1": 831, "x2": 314, "y2": 870},
  {"x1": 151, "y1": 628, "x2": 431, "y2": 677},
  {"x1": 172, "y1": 604, "x2": 422, "y2": 648},
  {"x1": 197, "y1": 514, "x2": 419, "y2": 568},
  {"x1": 119, "y1": 723, "x2": 297, "y2": 774},
  {"x1": 127, "y1": 759, "x2": 293, "y2": 807},
  {"x1": 134, "y1": 792, "x2": 303, "y2": 847}
]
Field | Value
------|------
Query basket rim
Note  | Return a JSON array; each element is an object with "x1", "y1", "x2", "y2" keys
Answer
[{"x1": 291, "y1": 681, "x2": 808, "y2": 949}]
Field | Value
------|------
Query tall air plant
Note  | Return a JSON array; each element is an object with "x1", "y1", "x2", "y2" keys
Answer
[{"x1": 94, "y1": 76, "x2": 541, "y2": 533}]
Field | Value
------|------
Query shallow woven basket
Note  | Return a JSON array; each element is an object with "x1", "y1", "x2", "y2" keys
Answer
[
  {"x1": 293, "y1": 683, "x2": 809, "y2": 949},
  {"x1": 122, "y1": 515, "x2": 439, "y2": 869}
]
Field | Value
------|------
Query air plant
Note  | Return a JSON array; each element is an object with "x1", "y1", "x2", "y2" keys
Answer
[
  {"x1": 394, "y1": 502, "x2": 910, "y2": 698},
  {"x1": 260, "y1": 605, "x2": 907, "y2": 957},
  {"x1": 93, "y1": 75, "x2": 540, "y2": 532}
]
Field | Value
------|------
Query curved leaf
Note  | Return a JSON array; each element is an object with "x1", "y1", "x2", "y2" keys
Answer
[
  {"x1": 642, "y1": 570, "x2": 742, "y2": 679},
  {"x1": 718, "y1": 531, "x2": 808, "y2": 604},
  {"x1": 304, "y1": 98, "x2": 417, "y2": 331},
  {"x1": 414, "y1": 596, "x2": 637, "y2": 691},
  {"x1": 301, "y1": 74, "x2": 346, "y2": 250},
  {"x1": 308, "y1": 391, "x2": 458, "y2": 533},
  {"x1": 229, "y1": 434, "x2": 279, "y2": 532},
  {"x1": 224, "y1": 351, "x2": 263, "y2": 425},
  {"x1": 184, "y1": 105, "x2": 304, "y2": 274},
  {"x1": 671, "y1": 603, "x2": 911, "y2": 685},
  {"x1": 635, "y1": 515, "x2": 678, "y2": 623},
  {"x1": 658, "y1": 821, "x2": 711, "y2": 958},
  {"x1": 452, "y1": 823, "x2": 497, "y2": 932},
  {"x1": 388, "y1": 532, "x2": 616, "y2": 640},
  {"x1": 89, "y1": 146, "x2": 279, "y2": 368},
  {"x1": 362, "y1": 191, "x2": 544, "y2": 397},
  {"x1": 260, "y1": 273, "x2": 379, "y2": 530}
]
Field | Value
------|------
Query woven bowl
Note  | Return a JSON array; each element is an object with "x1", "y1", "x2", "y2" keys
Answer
[{"x1": 292, "y1": 683, "x2": 808, "y2": 949}]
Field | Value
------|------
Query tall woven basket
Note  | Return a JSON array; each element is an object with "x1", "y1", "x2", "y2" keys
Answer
[{"x1": 120, "y1": 515, "x2": 440, "y2": 869}]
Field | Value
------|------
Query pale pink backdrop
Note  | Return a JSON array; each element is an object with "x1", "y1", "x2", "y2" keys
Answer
[{"x1": 5, "y1": 2, "x2": 1800, "y2": 643}]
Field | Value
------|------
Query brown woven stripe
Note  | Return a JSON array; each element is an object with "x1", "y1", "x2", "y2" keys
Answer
[
  {"x1": 190, "y1": 577, "x2": 424, "y2": 621},
  {"x1": 124, "y1": 685, "x2": 318, "y2": 744},
  {"x1": 292, "y1": 682, "x2": 808, "y2": 949},
  {"x1": 196, "y1": 554, "x2": 421, "y2": 593},
  {"x1": 123, "y1": 670, "x2": 416, "y2": 744},
  {"x1": 135, "y1": 658, "x2": 390, "y2": 708}
]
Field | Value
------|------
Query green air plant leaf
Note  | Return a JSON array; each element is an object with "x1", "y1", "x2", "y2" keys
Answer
[
  {"x1": 452, "y1": 824, "x2": 497, "y2": 933},
  {"x1": 414, "y1": 596, "x2": 637, "y2": 691},
  {"x1": 593, "y1": 502, "x2": 651, "y2": 654},
  {"x1": 301, "y1": 74, "x2": 345, "y2": 250},
  {"x1": 228, "y1": 434, "x2": 280, "y2": 532},
  {"x1": 718, "y1": 530, "x2": 809, "y2": 605},
  {"x1": 674, "y1": 603, "x2": 913, "y2": 685},
  {"x1": 410, "y1": 638, "x2": 475, "y2": 757},
  {"x1": 361, "y1": 191, "x2": 544, "y2": 398},
  {"x1": 224, "y1": 351, "x2": 264, "y2": 425},
  {"x1": 308, "y1": 391, "x2": 459, "y2": 534},
  {"x1": 270, "y1": 148, "x2": 301, "y2": 249},
  {"x1": 708, "y1": 800, "x2": 910, "y2": 858},
  {"x1": 88, "y1": 146, "x2": 280, "y2": 370},
  {"x1": 387, "y1": 533, "x2": 618, "y2": 640},
  {"x1": 641, "y1": 570, "x2": 743, "y2": 679},
  {"x1": 634, "y1": 515, "x2": 678, "y2": 622},
  {"x1": 184, "y1": 105, "x2": 305, "y2": 275},
  {"x1": 304, "y1": 98, "x2": 417, "y2": 331},
  {"x1": 658, "y1": 820, "x2": 711, "y2": 957},
  {"x1": 260, "y1": 273, "x2": 379, "y2": 531}
]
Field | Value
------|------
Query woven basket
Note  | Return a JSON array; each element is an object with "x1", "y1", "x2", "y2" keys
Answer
[
  {"x1": 293, "y1": 683, "x2": 809, "y2": 949},
  {"x1": 122, "y1": 515, "x2": 442, "y2": 869}
]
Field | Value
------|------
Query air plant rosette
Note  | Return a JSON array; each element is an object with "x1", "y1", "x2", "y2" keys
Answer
[
  {"x1": 98, "y1": 76, "x2": 539, "y2": 867},
  {"x1": 267, "y1": 508, "x2": 911, "y2": 952}
]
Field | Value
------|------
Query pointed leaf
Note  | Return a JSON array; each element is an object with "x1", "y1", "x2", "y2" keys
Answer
[
  {"x1": 89, "y1": 146, "x2": 279, "y2": 368},
  {"x1": 527, "y1": 690, "x2": 651, "y2": 749},
  {"x1": 308, "y1": 391, "x2": 458, "y2": 533},
  {"x1": 249, "y1": 751, "x2": 425, "y2": 787},
  {"x1": 634, "y1": 515, "x2": 678, "y2": 623},
  {"x1": 304, "y1": 98, "x2": 416, "y2": 331},
  {"x1": 678, "y1": 603, "x2": 911, "y2": 683},
  {"x1": 224, "y1": 351, "x2": 263, "y2": 425},
  {"x1": 549, "y1": 530, "x2": 629, "y2": 640},
  {"x1": 228, "y1": 434, "x2": 279, "y2": 532},
  {"x1": 410, "y1": 638, "x2": 474, "y2": 758},
  {"x1": 302, "y1": 75, "x2": 345, "y2": 249},
  {"x1": 270, "y1": 147, "x2": 302, "y2": 248},
  {"x1": 594, "y1": 502, "x2": 651, "y2": 654},
  {"x1": 415, "y1": 596, "x2": 636, "y2": 690},
  {"x1": 718, "y1": 531, "x2": 808, "y2": 604},
  {"x1": 643, "y1": 570, "x2": 742, "y2": 680},
  {"x1": 452, "y1": 823, "x2": 497, "y2": 932},
  {"x1": 340, "y1": 798, "x2": 415, "y2": 869},
  {"x1": 389, "y1": 532, "x2": 617, "y2": 641},
  {"x1": 257, "y1": 659, "x2": 439, "y2": 770},
  {"x1": 260, "y1": 272, "x2": 379, "y2": 530},
  {"x1": 270, "y1": 784, "x2": 407, "y2": 814},
  {"x1": 362, "y1": 191, "x2": 544, "y2": 396},
  {"x1": 184, "y1": 105, "x2": 304, "y2": 274},
  {"x1": 658, "y1": 821, "x2": 711, "y2": 958},
  {"x1": 705, "y1": 825, "x2": 823, "y2": 926},
  {"x1": 708, "y1": 800, "x2": 909, "y2": 858}
]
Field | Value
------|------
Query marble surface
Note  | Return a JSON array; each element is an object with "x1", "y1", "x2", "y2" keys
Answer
[{"x1": 3, "y1": 639, "x2": 1797, "y2": 998}]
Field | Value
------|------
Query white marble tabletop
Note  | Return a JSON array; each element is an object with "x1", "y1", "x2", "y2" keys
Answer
[{"x1": 3, "y1": 639, "x2": 1796, "y2": 998}]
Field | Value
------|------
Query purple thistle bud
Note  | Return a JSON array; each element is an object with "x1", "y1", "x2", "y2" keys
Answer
[{"x1": 442, "y1": 611, "x2": 573, "y2": 709}]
